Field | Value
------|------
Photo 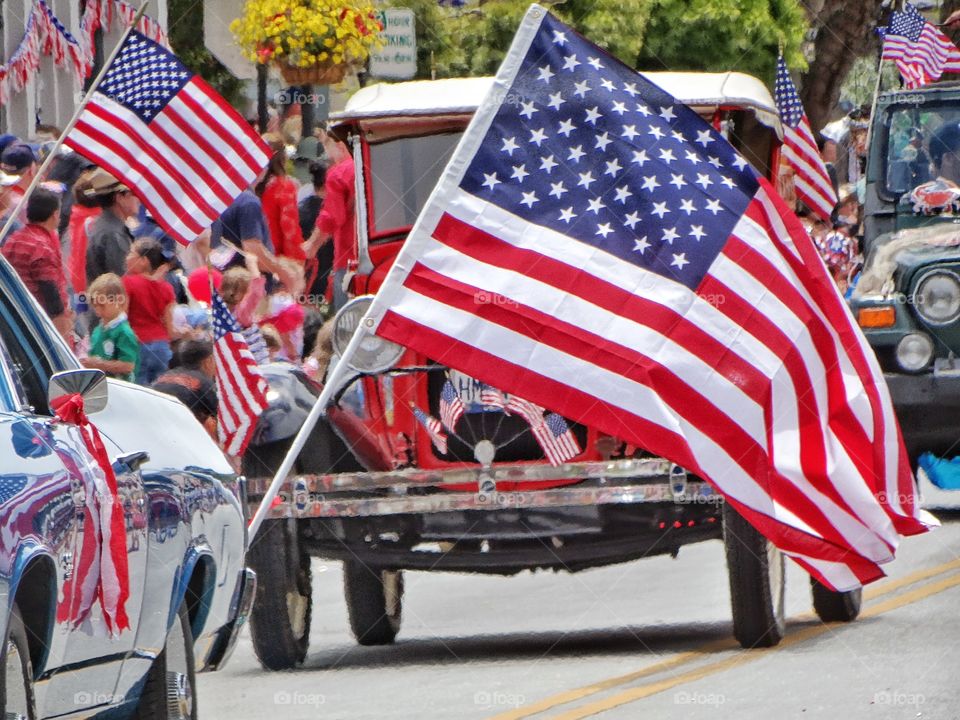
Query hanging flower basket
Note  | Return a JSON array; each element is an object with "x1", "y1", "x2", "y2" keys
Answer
[
  {"x1": 277, "y1": 60, "x2": 348, "y2": 85},
  {"x1": 232, "y1": 0, "x2": 383, "y2": 84}
]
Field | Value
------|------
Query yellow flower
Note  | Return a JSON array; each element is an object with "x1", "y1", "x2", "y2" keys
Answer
[{"x1": 232, "y1": 0, "x2": 381, "y2": 68}]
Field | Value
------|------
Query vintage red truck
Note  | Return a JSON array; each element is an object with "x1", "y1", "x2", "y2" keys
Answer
[{"x1": 242, "y1": 73, "x2": 862, "y2": 670}]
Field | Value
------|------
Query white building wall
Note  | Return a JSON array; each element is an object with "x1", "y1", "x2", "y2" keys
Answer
[{"x1": 1, "y1": 0, "x2": 168, "y2": 138}]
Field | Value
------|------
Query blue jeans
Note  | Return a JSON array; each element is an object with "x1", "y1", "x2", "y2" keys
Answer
[{"x1": 137, "y1": 340, "x2": 172, "y2": 385}]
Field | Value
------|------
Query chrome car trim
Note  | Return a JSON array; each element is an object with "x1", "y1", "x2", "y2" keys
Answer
[
  {"x1": 255, "y1": 481, "x2": 718, "y2": 519},
  {"x1": 204, "y1": 568, "x2": 257, "y2": 672},
  {"x1": 247, "y1": 457, "x2": 674, "y2": 496}
]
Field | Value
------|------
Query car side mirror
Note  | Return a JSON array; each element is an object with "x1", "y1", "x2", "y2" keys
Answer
[{"x1": 48, "y1": 369, "x2": 109, "y2": 415}]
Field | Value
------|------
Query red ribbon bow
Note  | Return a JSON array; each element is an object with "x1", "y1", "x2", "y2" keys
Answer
[{"x1": 52, "y1": 393, "x2": 130, "y2": 635}]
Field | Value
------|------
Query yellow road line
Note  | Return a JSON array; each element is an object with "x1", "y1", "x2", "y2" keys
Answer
[
  {"x1": 548, "y1": 570, "x2": 960, "y2": 720},
  {"x1": 487, "y1": 557, "x2": 960, "y2": 720}
]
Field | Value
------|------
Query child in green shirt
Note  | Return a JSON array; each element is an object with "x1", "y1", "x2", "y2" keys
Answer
[{"x1": 83, "y1": 273, "x2": 140, "y2": 382}]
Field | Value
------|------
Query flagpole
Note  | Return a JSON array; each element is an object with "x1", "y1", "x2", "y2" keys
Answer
[
  {"x1": 246, "y1": 323, "x2": 372, "y2": 541},
  {"x1": 0, "y1": 0, "x2": 151, "y2": 246}
]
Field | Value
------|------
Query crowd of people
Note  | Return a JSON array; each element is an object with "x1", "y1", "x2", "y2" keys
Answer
[
  {"x1": 0, "y1": 124, "x2": 354, "y2": 442},
  {"x1": 780, "y1": 104, "x2": 871, "y2": 295}
]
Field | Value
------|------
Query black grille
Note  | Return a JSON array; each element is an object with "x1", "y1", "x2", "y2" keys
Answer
[{"x1": 426, "y1": 372, "x2": 588, "y2": 463}]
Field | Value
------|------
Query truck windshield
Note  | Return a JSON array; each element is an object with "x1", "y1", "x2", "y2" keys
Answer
[
  {"x1": 884, "y1": 104, "x2": 960, "y2": 196},
  {"x1": 368, "y1": 131, "x2": 463, "y2": 237}
]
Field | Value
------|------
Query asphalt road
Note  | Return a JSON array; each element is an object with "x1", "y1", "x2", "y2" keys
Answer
[{"x1": 200, "y1": 511, "x2": 960, "y2": 720}]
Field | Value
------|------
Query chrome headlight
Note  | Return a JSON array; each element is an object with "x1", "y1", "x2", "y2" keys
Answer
[
  {"x1": 332, "y1": 296, "x2": 405, "y2": 373},
  {"x1": 913, "y1": 270, "x2": 960, "y2": 325},
  {"x1": 896, "y1": 332, "x2": 934, "y2": 373}
]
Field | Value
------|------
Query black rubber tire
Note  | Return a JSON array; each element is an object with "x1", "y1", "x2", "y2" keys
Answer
[
  {"x1": 134, "y1": 601, "x2": 196, "y2": 720},
  {"x1": 1, "y1": 604, "x2": 35, "y2": 719},
  {"x1": 723, "y1": 503, "x2": 786, "y2": 648},
  {"x1": 811, "y1": 577, "x2": 862, "y2": 622},
  {"x1": 247, "y1": 518, "x2": 312, "y2": 670},
  {"x1": 343, "y1": 562, "x2": 403, "y2": 646}
]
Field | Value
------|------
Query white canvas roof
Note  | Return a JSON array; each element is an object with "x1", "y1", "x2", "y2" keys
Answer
[{"x1": 331, "y1": 73, "x2": 782, "y2": 136}]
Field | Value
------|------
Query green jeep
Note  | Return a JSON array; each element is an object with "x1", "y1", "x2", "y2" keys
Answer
[{"x1": 851, "y1": 82, "x2": 960, "y2": 464}]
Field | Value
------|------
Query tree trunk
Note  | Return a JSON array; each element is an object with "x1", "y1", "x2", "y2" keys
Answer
[{"x1": 800, "y1": 0, "x2": 886, "y2": 133}]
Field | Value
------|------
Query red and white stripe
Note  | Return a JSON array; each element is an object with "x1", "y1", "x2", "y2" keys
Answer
[
  {"x1": 65, "y1": 77, "x2": 269, "y2": 245},
  {"x1": 215, "y1": 331, "x2": 269, "y2": 456},
  {"x1": 782, "y1": 118, "x2": 837, "y2": 223},
  {"x1": 369, "y1": 185, "x2": 931, "y2": 591}
]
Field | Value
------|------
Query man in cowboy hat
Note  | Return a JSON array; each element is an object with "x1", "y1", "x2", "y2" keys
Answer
[{"x1": 84, "y1": 167, "x2": 141, "y2": 284}]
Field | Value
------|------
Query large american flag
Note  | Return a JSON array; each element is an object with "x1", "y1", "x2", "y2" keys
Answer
[
  {"x1": 64, "y1": 31, "x2": 270, "y2": 245},
  {"x1": 880, "y1": 2, "x2": 960, "y2": 88},
  {"x1": 361, "y1": 7, "x2": 932, "y2": 590},
  {"x1": 774, "y1": 56, "x2": 837, "y2": 223},
  {"x1": 211, "y1": 291, "x2": 269, "y2": 456}
]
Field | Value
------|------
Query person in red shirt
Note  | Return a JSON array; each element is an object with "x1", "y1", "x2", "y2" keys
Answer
[
  {"x1": 66, "y1": 169, "x2": 101, "y2": 299},
  {"x1": 1, "y1": 187, "x2": 73, "y2": 339},
  {"x1": 306, "y1": 130, "x2": 355, "y2": 310},
  {"x1": 123, "y1": 238, "x2": 177, "y2": 385},
  {"x1": 258, "y1": 133, "x2": 306, "y2": 264}
]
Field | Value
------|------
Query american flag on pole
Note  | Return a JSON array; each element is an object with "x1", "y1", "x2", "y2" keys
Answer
[
  {"x1": 359, "y1": 6, "x2": 933, "y2": 591},
  {"x1": 64, "y1": 31, "x2": 270, "y2": 245},
  {"x1": 439, "y1": 380, "x2": 466, "y2": 431},
  {"x1": 879, "y1": 2, "x2": 960, "y2": 89},
  {"x1": 774, "y1": 56, "x2": 837, "y2": 223},
  {"x1": 533, "y1": 413, "x2": 581, "y2": 466},
  {"x1": 411, "y1": 405, "x2": 448, "y2": 454},
  {"x1": 211, "y1": 290, "x2": 269, "y2": 456}
]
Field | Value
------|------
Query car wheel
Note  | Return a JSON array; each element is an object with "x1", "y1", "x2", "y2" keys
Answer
[
  {"x1": 134, "y1": 601, "x2": 196, "y2": 720},
  {"x1": 1, "y1": 604, "x2": 35, "y2": 720},
  {"x1": 343, "y1": 561, "x2": 403, "y2": 646},
  {"x1": 723, "y1": 502, "x2": 786, "y2": 648},
  {"x1": 247, "y1": 519, "x2": 312, "y2": 670},
  {"x1": 811, "y1": 577, "x2": 862, "y2": 622}
]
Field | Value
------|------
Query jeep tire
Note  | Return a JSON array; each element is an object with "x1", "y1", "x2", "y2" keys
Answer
[{"x1": 811, "y1": 577, "x2": 862, "y2": 622}]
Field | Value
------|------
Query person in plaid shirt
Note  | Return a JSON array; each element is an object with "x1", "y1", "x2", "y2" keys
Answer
[{"x1": 1, "y1": 187, "x2": 73, "y2": 339}]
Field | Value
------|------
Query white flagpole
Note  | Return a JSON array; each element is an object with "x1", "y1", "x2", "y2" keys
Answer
[
  {"x1": 0, "y1": 0, "x2": 150, "y2": 246},
  {"x1": 246, "y1": 323, "x2": 373, "y2": 540}
]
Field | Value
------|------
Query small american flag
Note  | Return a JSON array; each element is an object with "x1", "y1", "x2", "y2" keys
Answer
[
  {"x1": 412, "y1": 405, "x2": 448, "y2": 454},
  {"x1": 439, "y1": 380, "x2": 466, "y2": 431},
  {"x1": 505, "y1": 395, "x2": 544, "y2": 426},
  {"x1": 532, "y1": 413, "x2": 581, "y2": 466},
  {"x1": 64, "y1": 31, "x2": 270, "y2": 245},
  {"x1": 363, "y1": 8, "x2": 931, "y2": 590},
  {"x1": 774, "y1": 56, "x2": 837, "y2": 223},
  {"x1": 480, "y1": 384, "x2": 508, "y2": 410},
  {"x1": 880, "y1": 2, "x2": 960, "y2": 88},
  {"x1": 211, "y1": 290, "x2": 269, "y2": 456}
]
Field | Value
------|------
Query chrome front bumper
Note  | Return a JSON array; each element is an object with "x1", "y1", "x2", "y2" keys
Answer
[{"x1": 246, "y1": 458, "x2": 719, "y2": 519}]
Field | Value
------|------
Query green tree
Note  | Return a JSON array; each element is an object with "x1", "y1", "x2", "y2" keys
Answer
[
  {"x1": 636, "y1": 0, "x2": 807, "y2": 84},
  {"x1": 167, "y1": 0, "x2": 245, "y2": 106}
]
